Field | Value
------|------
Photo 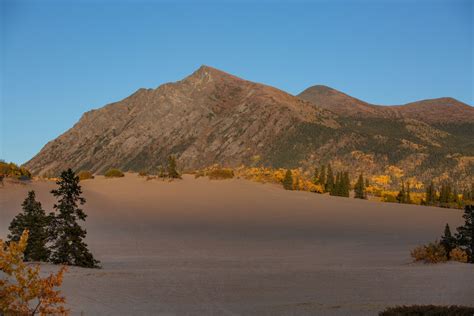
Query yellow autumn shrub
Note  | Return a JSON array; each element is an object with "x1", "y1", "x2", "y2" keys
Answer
[
  {"x1": 0, "y1": 230, "x2": 68, "y2": 315},
  {"x1": 449, "y1": 248, "x2": 468, "y2": 263}
]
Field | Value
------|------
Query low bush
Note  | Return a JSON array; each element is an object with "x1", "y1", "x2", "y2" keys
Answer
[
  {"x1": 449, "y1": 247, "x2": 468, "y2": 263},
  {"x1": 138, "y1": 170, "x2": 149, "y2": 177},
  {"x1": 78, "y1": 170, "x2": 94, "y2": 181},
  {"x1": 410, "y1": 242, "x2": 447, "y2": 263},
  {"x1": 104, "y1": 168, "x2": 124, "y2": 178},
  {"x1": 379, "y1": 305, "x2": 474, "y2": 315},
  {"x1": 207, "y1": 168, "x2": 234, "y2": 180}
]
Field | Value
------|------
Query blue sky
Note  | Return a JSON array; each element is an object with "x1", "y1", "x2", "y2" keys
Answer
[{"x1": 1, "y1": 0, "x2": 472, "y2": 164}]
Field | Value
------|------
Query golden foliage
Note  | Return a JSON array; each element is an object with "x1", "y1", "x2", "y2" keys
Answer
[
  {"x1": 386, "y1": 165, "x2": 404, "y2": 179},
  {"x1": 449, "y1": 248, "x2": 468, "y2": 263},
  {"x1": 410, "y1": 242, "x2": 447, "y2": 264},
  {"x1": 0, "y1": 230, "x2": 68, "y2": 315}
]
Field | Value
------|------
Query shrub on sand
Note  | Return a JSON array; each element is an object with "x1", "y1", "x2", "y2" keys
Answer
[
  {"x1": 449, "y1": 247, "x2": 468, "y2": 263},
  {"x1": 207, "y1": 168, "x2": 234, "y2": 180},
  {"x1": 379, "y1": 305, "x2": 474, "y2": 316},
  {"x1": 410, "y1": 241, "x2": 447, "y2": 263},
  {"x1": 78, "y1": 170, "x2": 94, "y2": 181},
  {"x1": 104, "y1": 168, "x2": 124, "y2": 178}
]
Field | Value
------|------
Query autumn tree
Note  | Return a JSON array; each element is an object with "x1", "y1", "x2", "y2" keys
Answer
[
  {"x1": 283, "y1": 169, "x2": 293, "y2": 190},
  {"x1": 440, "y1": 223, "x2": 456, "y2": 260},
  {"x1": 312, "y1": 167, "x2": 319, "y2": 185},
  {"x1": 167, "y1": 155, "x2": 180, "y2": 179},
  {"x1": 7, "y1": 191, "x2": 51, "y2": 262},
  {"x1": 455, "y1": 205, "x2": 474, "y2": 263},
  {"x1": 354, "y1": 174, "x2": 366, "y2": 199},
  {"x1": 0, "y1": 230, "x2": 68, "y2": 315},
  {"x1": 49, "y1": 169, "x2": 100, "y2": 268}
]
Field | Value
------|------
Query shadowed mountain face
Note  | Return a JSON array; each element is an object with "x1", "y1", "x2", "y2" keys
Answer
[{"x1": 25, "y1": 66, "x2": 473, "y2": 186}]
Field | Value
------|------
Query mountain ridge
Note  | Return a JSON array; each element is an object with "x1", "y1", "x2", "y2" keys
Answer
[{"x1": 24, "y1": 66, "x2": 473, "y2": 187}]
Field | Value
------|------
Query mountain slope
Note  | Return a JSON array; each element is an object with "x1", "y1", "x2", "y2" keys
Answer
[
  {"x1": 298, "y1": 85, "x2": 474, "y2": 124},
  {"x1": 25, "y1": 66, "x2": 337, "y2": 175},
  {"x1": 25, "y1": 66, "x2": 473, "y2": 187}
]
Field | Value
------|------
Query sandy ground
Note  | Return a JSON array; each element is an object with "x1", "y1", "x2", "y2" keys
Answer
[{"x1": 1, "y1": 174, "x2": 473, "y2": 315}]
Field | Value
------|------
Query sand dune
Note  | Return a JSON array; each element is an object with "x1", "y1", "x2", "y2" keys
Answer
[{"x1": 1, "y1": 174, "x2": 473, "y2": 315}]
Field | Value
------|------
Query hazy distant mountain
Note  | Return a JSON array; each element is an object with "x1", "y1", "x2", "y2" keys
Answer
[{"x1": 25, "y1": 66, "x2": 473, "y2": 186}]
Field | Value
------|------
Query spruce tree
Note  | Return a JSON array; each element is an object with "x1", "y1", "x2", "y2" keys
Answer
[
  {"x1": 425, "y1": 181, "x2": 436, "y2": 205},
  {"x1": 7, "y1": 191, "x2": 51, "y2": 262},
  {"x1": 167, "y1": 155, "x2": 180, "y2": 179},
  {"x1": 319, "y1": 165, "x2": 326, "y2": 189},
  {"x1": 49, "y1": 169, "x2": 100, "y2": 268},
  {"x1": 326, "y1": 164, "x2": 334, "y2": 193},
  {"x1": 455, "y1": 205, "x2": 474, "y2": 263},
  {"x1": 396, "y1": 183, "x2": 406, "y2": 203},
  {"x1": 312, "y1": 167, "x2": 319, "y2": 185},
  {"x1": 440, "y1": 223, "x2": 456, "y2": 260},
  {"x1": 342, "y1": 172, "x2": 350, "y2": 197},
  {"x1": 406, "y1": 183, "x2": 411, "y2": 204},
  {"x1": 354, "y1": 174, "x2": 366, "y2": 199},
  {"x1": 283, "y1": 169, "x2": 293, "y2": 190},
  {"x1": 331, "y1": 172, "x2": 340, "y2": 196}
]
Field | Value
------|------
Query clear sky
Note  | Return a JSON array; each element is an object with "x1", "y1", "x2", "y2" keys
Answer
[{"x1": 1, "y1": 0, "x2": 472, "y2": 164}]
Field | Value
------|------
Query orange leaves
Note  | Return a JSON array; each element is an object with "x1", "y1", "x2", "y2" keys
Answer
[{"x1": 0, "y1": 230, "x2": 68, "y2": 315}]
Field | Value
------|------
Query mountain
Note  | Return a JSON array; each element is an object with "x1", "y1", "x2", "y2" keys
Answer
[
  {"x1": 25, "y1": 66, "x2": 473, "y2": 187},
  {"x1": 298, "y1": 85, "x2": 474, "y2": 124}
]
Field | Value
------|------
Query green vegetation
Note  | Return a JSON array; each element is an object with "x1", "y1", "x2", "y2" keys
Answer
[
  {"x1": 7, "y1": 191, "x2": 51, "y2": 262},
  {"x1": 49, "y1": 169, "x2": 100, "y2": 268},
  {"x1": 104, "y1": 168, "x2": 125, "y2": 178},
  {"x1": 411, "y1": 205, "x2": 474, "y2": 264},
  {"x1": 379, "y1": 305, "x2": 474, "y2": 316},
  {"x1": 6, "y1": 169, "x2": 100, "y2": 268},
  {"x1": 354, "y1": 174, "x2": 366, "y2": 199},
  {"x1": 78, "y1": 170, "x2": 94, "y2": 181}
]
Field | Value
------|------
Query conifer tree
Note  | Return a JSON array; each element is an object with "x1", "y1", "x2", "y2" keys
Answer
[
  {"x1": 312, "y1": 167, "x2": 319, "y2": 185},
  {"x1": 167, "y1": 155, "x2": 180, "y2": 179},
  {"x1": 326, "y1": 164, "x2": 334, "y2": 193},
  {"x1": 440, "y1": 223, "x2": 456, "y2": 260},
  {"x1": 354, "y1": 174, "x2": 366, "y2": 199},
  {"x1": 397, "y1": 183, "x2": 406, "y2": 203},
  {"x1": 425, "y1": 181, "x2": 436, "y2": 205},
  {"x1": 342, "y1": 172, "x2": 350, "y2": 197},
  {"x1": 455, "y1": 205, "x2": 474, "y2": 263},
  {"x1": 283, "y1": 169, "x2": 293, "y2": 190},
  {"x1": 319, "y1": 165, "x2": 326, "y2": 189},
  {"x1": 7, "y1": 191, "x2": 51, "y2": 262},
  {"x1": 406, "y1": 182, "x2": 411, "y2": 204},
  {"x1": 49, "y1": 169, "x2": 100, "y2": 268},
  {"x1": 331, "y1": 172, "x2": 340, "y2": 196}
]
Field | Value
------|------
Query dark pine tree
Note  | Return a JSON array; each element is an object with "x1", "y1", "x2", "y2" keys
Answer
[
  {"x1": 396, "y1": 183, "x2": 406, "y2": 203},
  {"x1": 50, "y1": 169, "x2": 100, "y2": 268},
  {"x1": 319, "y1": 165, "x2": 326, "y2": 190},
  {"x1": 406, "y1": 182, "x2": 411, "y2": 204},
  {"x1": 440, "y1": 223, "x2": 456, "y2": 260},
  {"x1": 425, "y1": 181, "x2": 436, "y2": 205},
  {"x1": 331, "y1": 172, "x2": 341, "y2": 196},
  {"x1": 312, "y1": 167, "x2": 319, "y2": 185},
  {"x1": 342, "y1": 172, "x2": 350, "y2": 197},
  {"x1": 326, "y1": 164, "x2": 334, "y2": 194},
  {"x1": 283, "y1": 169, "x2": 293, "y2": 190},
  {"x1": 167, "y1": 155, "x2": 180, "y2": 179},
  {"x1": 354, "y1": 174, "x2": 366, "y2": 199},
  {"x1": 455, "y1": 205, "x2": 474, "y2": 263},
  {"x1": 7, "y1": 191, "x2": 51, "y2": 262}
]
